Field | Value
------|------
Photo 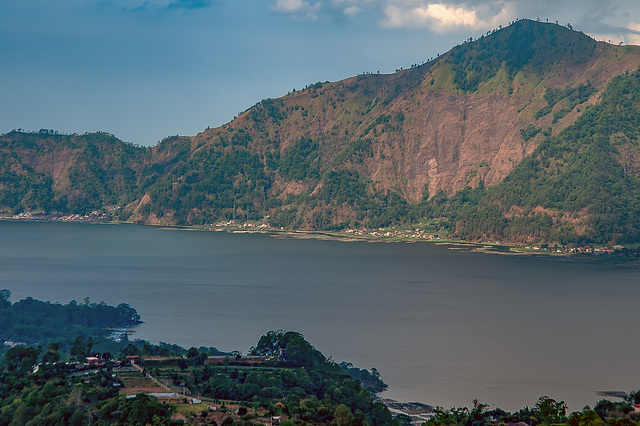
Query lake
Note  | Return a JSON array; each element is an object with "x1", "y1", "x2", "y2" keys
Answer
[{"x1": 1, "y1": 220, "x2": 639, "y2": 411}]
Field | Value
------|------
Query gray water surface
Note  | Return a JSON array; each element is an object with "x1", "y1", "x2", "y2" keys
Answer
[{"x1": 1, "y1": 220, "x2": 639, "y2": 411}]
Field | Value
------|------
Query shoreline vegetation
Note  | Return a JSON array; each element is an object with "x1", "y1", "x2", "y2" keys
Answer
[
  {"x1": 3, "y1": 294, "x2": 640, "y2": 424},
  {"x1": 4, "y1": 212, "x2": 640, "y2": 261}
]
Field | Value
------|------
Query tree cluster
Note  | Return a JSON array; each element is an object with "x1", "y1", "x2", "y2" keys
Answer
[
  {"x1": 0, "y1": 290, "x2": 141, "y2": 347},
  {"x1": 425, "y1": 394, "x2": 640, "y2": 426}
]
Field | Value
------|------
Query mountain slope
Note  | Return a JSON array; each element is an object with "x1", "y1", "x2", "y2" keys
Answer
[
  {"x1": 131, "y1": 20, "x2": 640, "y2": 230},
  {"x1": 2, "y1": 20, "x2": 640, "y2": 244},
  {"x1": 455, "y1": 70, "x2": 640, "y2": 244}
]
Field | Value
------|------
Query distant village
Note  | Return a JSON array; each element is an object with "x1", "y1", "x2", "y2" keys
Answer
[
  {"x1": 210, "y1": 220, "x2": 636, "y2": 257},
  {"x1": 12, "y1": 211, "x2": 107, "y2": 222},
  {"x1": 7, "y1": 214, "x2": 638, "y2": 258},
  {"x1": 343, "y1": 227, "x2": 441, "y2": 240}
]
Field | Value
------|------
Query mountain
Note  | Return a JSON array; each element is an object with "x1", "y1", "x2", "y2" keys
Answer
[{"x1": 2, "y1": 19, "x2": 640, "y2": 244}]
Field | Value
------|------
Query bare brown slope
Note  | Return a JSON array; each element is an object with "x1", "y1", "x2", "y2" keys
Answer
[
  {"x1": 185, "y1": 25, "x2": 640, "y2": 209},
  {"x1": 0, "y1": 131, "x2": 155, "y2": 213}
]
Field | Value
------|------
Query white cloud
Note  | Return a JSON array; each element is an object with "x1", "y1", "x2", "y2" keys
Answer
[
  {"x1": 381, "y1": 1, "x2": 514, "y2": 32},
  {"x1": 336, "y1": 0, "x2": 377, "y2": 17},
  {"x1": 274, "y1": 0, "x2": 310, "y2": 13},
  {"x1": 344, "y1": 5, "x2": 361, "y2": 15},
  {"x1": 581, "y1": 23, "x2": 640, "y2": 46},
  {"x1": 627, "y1": 23, "x2": 640, "y2": 45},
  {"x1": 272, "y1": 0, "x2": 322, "y2": 19},
  {"x1": 268, "y1": 0, "x2": 640, "y2": 33}
]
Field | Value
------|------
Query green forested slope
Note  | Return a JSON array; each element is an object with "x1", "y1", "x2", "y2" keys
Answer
[{"x1": 454, "y1": 70, "x2": 640, "y2": 244}]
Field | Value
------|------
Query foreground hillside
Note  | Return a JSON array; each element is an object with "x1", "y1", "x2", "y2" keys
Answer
[
  {"x1": 0, "y1": 293, "x2": 394, "y2": 424},
  {"x1": 3, "y1": 324, "x2": 640, "y2": 425},
  {"x1": 3, "y1": 293, "x2": 640, "y2": 425},
  {"x1": 3, "y1": 19, "x2": 640, "y2": 245}
]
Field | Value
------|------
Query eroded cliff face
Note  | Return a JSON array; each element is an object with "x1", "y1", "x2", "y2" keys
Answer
[
  {"x1": 378, "y1": 41, "x2": 640, "y2": 200},
  {"x1": 362, "y1": 92, "x2": 530, "y2": 200}
]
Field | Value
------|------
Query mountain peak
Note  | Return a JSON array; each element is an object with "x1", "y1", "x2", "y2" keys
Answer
[{"x1": 441, "y1": 19, "x2": 597, "y2": 92}]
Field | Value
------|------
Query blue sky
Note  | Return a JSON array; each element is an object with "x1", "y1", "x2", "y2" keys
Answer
[{"x1": 2, "y1": 0, "x2": 640, "y2": 146}]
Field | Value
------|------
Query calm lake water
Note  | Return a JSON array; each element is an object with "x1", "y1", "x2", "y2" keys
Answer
[{"x1": 1, "y1": 220, "x2": 639, "y2": 411}]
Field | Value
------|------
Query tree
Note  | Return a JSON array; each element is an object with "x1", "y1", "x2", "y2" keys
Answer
[
  {"x1": 196, "y1": 352, "x2": 208, "y2": 366},
  {"x1": 0, "y1": 289, "x2": 10, "y2": 308},
  {"x1": 578, "y1": 410, "x2": 606, "y2": 426},
  {"x1": 625, "y1": 390, "x2": 640, "y2": 405},
  {"x1": 70, "y1": 336, "x2": 94, "y2": 362},
  {"x1": 3, "y1": 345, "x2": 41, "y2": 373},
  {"x1": 534, "y1": 396, "x2": 567, "y2": 424},
  {"x1": 335, "y1": 404, "x2": 354, "y2": 426},
  {"x1": 187, "y1": 347, "x2": 199, "y2": 359},
  {"x1": 249, "y1": 329, "x2": 283, "y2": 357},
  {"x1": 112, "y1": 393, "x2": 176, "y2": 425},
  {"x1": 42, "y1": 342, "x2": 61, "y2": 364}
]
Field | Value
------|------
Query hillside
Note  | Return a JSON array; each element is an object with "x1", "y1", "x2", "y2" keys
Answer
[
  {"x1": 2, "y1": 19, "x2": 640, "y2": 244},
  {"x1": 455, "y1": 70, "x2": 640, "y2": 244}
]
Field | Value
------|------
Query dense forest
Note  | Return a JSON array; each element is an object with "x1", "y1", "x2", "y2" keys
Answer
[
  {"x1": 0, "y1": 290, "x2": 140, "y2": 347},
  {"x1": 0, "y1": 291, "x2": 230, "y2": 362}
]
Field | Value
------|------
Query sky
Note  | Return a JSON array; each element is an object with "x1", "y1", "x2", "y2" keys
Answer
[{"x1": 2, "y1": 0, "x2": 640, "y2": 146}]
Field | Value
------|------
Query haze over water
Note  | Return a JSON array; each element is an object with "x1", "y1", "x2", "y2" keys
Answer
[{"x1": 1, "y1": 220, "x2": 639, "y2": 411}]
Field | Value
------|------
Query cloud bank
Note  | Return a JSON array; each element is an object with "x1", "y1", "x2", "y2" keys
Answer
[
  {"x1": 273, "y1": 0, "x2": 322, "y2": 19},
  {"x1": 381, "y1": 1, "x2": 514, "y2": 32},
  {"x1": 268, "y1": 0, "x2": 640, "y2": 43},
  {"x1": 629, "y1": 23, "x2": 640, "y2": 45}
]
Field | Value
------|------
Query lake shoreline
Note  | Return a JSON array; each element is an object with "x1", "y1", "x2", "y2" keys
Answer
[{"x1": 3, "y1": 214, "x2": 637, "y2": 261}]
